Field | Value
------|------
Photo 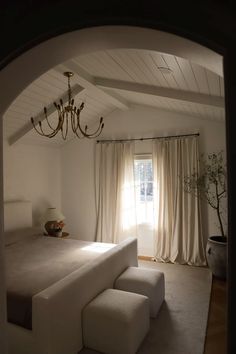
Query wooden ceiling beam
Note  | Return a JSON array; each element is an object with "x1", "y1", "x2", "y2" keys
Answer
[
  {"x1": 55, "y1": 60, "x2": 129, "y2": 111},
  {"x1": 95, "y1": 78, "x2": 225, "y2": 108}
]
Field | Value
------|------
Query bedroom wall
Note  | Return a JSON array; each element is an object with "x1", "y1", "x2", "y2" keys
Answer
[
  {"x1": 61, "y1": 104, "x2": 226, "y2": 247},
  {"x1": 61, "y1": 138, "x2": 96, "y2": 241},
  {"x1": 3, "y1": 141, "x2": 61, "y2": 228}
]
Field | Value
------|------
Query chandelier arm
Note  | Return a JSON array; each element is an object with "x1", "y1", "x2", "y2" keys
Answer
[
  {"x1": 45, "y1": 111, "x2": 64, "y2": 135},
  {"x1": 72, "y1": 115, "x2": 85, "y2": 139},
  {"x1": 31, "y1": 118, "x2": 46, "y2": 136},
  {"x1": 65, "y1": 114, "x2": 69, "y2": 139},
  {"x1": 72, "y1": 108, "x2": 79, "y2": 132},
  {"x1": 74, "y1": 119, "x2": 91, "y2": 138},
  {"x1": 59, "y1": 99, "x2": 64, "y2": 110},
  {"x1": 73, "y1": 106, "x2": 104, "y2": 137},
  {"x1": 71, "y1": 110, "x2": 76, "y2": 132},
  {"x1": 46, "y1": 131, "x2": 61, "y2": 138},
  {"x1": 74, "y1": 116, "x2": 104, "y2": 138},
  {"x1": 71, "y1": 110, "x2": 86, "y2": 138},
  {"x1": 44, "y1": 109, "x2": 61, "y2": 132},
  {"x1": 39, "y1": 119, "x2": 62, "y2": 137},
  {"x1": 31, "y1": 109, "x2": 56, "y2": 134},
  {"x1": 85, "y1": 124, "x2": 105, "y2": 138},
  {"x1": 72, "y1": 116, "x2": 81, "y2": 134},
  {"x1": 32, "y1": 110, "x2": 65, "y2": 138},
  {"x1": 61, "y1": 113, "x2": 69, "y2": 140},
  {"x1": 31, "y1": 120, "x2": 60, "y2": 138},
  {"x1": 60, "y1": 115, "x2": 66, "y2": 140},
  {"x1": 61, "y1": 129, "x2": 67, "y2": 140},
  {"x1": 84, "y1": 117, "x2": 104, "y2": 137},
  {"x1": 72, "y1": 113, "x2": 81, "y2": 134},
  {"x1": 75, "y1": 123, "x2": 102, "y2": 138},
  {"x1": 32, "y1": 104, "x2": 64, "y2": 134},
  {"x1": 73, "y1": 103, "x2": 85, "y2": 131},
  {"x1": 43, "y1": 106, "x2": 58, "y2": 131},
  {"x1": 73, "y1": 128, "x2": 87, "y2": 139},
  {"x1": 86, "y1": 121, "x2": 104, "y2": 137},
  {"x1": 30, "y1": 72, "x2": 104, "y2": 140}
]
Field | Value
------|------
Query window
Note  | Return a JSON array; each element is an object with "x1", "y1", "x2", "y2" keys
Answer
[{"x1": 134, "y1": 156, "x2": 154, "y2": 225}]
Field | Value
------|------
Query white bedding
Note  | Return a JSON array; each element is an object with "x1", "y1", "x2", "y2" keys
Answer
[
  {"x1": 6, "y1": 235, "x2": 138, "y2": 354},
  {"x1": 5, "y1": 233, "x2": 115, "y2": 329},
  {"x1": 4, "y1": 201, "x2": 138, "y2": 354}
]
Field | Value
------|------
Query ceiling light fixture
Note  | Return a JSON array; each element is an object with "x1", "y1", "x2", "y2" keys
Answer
[
  {"x1": 31, "y1": 71, "x2": 104, "y2": 140},
  {"x1": 157, "y1": 66, "x2": 173, "y2": 75}
]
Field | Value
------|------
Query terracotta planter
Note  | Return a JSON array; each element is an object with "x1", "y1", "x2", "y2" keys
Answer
[{"x1": 206, "y1": 236, "x2": 227, "y2": 279}]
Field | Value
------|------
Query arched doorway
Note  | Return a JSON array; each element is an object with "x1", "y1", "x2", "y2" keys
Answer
[
  {"x1": 0, "y1": 26, "x2": 223, "y2": 116},
  {"x1": 0, "y1": 3, "x2": 234, "y2": 352}
]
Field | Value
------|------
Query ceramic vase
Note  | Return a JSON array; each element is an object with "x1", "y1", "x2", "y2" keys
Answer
[{"x1": 206, "y1": 236, "x2": 227, "y2": 279}]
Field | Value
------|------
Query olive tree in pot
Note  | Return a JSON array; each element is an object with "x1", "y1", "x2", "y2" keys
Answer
[{"x1": 184, "y1": 151, "x2": 227, "y2": 279}]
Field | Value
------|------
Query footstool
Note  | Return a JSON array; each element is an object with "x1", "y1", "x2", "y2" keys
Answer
[
  {"x1": 114, "y1": 266, "x2": 165, "y2": 317},
  {"x1": 82, "y1": 288, "x2": 149, "y2": 354}
]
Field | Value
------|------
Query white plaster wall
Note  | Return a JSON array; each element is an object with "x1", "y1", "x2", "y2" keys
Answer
[
  {"x1": 61, "y1": 104, "x2": 226, "y2": 249},
  {"x1": 61, "y1": 138, "x2": 96, "y2": 241},
  {"x1": 3, "y1": 141, "x2": 61, "y2": 228}
]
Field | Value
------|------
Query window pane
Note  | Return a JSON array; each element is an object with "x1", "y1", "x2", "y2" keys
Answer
[
  {"x1": 133, "y1": 156, "x2": 155, "y2": 256},
  {"x1": 134, "y1": 158, "x2": 154, "y2": 224},
  {"x1": 134, "y1": 159, "x2": 153, "y2": 203}
]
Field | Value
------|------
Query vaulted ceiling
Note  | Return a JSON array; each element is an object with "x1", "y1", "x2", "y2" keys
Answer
[{"x1": 3, "y1": 48, "x2": 225, "y2": 148}]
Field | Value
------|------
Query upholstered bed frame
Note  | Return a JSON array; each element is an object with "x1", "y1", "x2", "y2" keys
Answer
[
  {"x1": 5, "y1": 201, "x2": 138, "y2": 354},
  {"x1": 4, "y1": 200, "x2": 32, "y2": 231}
]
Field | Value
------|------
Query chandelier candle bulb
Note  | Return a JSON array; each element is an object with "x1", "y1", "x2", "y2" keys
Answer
[{"x1": 30, "y1": 71, "x2": 104, "y2": 140}]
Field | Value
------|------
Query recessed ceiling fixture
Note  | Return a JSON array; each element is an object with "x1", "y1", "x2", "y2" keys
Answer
[
  {"x1": 31, "y1": 71, "x2": 104, "y2": 140},
  {"x1": 157, "y1": 66, "x2": 173, "y2": 75}
]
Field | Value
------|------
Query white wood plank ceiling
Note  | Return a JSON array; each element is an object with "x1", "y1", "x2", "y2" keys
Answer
[{"x1": 3, "y1": 49, "x2": 225, "y2": 147}]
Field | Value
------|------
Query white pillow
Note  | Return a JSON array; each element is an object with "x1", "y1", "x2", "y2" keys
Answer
[{"x1": 4, "y1": 227, "x2": 42, "y2": 246}]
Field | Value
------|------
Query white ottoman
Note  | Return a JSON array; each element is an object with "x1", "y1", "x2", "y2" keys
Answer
[
  {"x1": 114, "y1": 266, "x2": 165, "y2": 318},
  {"x1": 82, "y1": 288, "x2": 149, "y2": 354}
]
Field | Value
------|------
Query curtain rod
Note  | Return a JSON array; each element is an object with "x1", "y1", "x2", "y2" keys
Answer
[{"x1": 97, "y1": 132, "x2": 200, "y2": 144}]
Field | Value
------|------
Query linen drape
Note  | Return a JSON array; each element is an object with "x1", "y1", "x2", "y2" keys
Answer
[
  {"x1": 152, "y1": 136, "x2": 206, "y2": 266},
  {"x1": 95, "y1": 142, "x2": 137, "y2": 243}
]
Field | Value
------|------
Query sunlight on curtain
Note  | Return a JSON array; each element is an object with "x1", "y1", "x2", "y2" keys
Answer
[
  {"x1": 134, "y1": 157, "x2": 155, "y2": 256},
  {"x1": 152, "y1": 136, "x2": 206, "y2": 266},
  {"x1": 95, "y1": 141, "x2": 137, "y2": 243},
  {"x1": 119, "y1": 144, "x2": 138, "y2": 241}
]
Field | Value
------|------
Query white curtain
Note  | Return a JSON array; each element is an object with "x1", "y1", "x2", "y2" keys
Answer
[
  {"x1": 95, "y1": 141, "x2": 137, "y2": 243},
  {"x1": 152, "y1": 136, "x2": 206, "y2": 266}
]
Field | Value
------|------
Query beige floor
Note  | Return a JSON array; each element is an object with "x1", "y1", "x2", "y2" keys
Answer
[{"x1": 80, "y1": 260, "x2": 212, "y2": 354}]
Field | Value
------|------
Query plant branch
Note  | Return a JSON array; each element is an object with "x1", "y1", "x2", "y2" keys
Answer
[{"x1": 183, "y1": 151, "x2": 227, "y2": 237}]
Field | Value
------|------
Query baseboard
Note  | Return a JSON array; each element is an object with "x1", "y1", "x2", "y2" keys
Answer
[{"x1": 138, "y1": 255, "x2": 153, "y2": 261}]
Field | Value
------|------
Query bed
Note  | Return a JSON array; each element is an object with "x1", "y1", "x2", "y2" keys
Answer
[{"x1": 4, "y1": 201, "x2": 138, "y2": 354}]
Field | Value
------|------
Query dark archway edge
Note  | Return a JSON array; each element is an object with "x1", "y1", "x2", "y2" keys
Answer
[
  {"x1": 1, "y1": 0, "x2": 234, "y2": 69},
  {"x1": 0, "y1": 1, "x2": 235, "y2": 352}
]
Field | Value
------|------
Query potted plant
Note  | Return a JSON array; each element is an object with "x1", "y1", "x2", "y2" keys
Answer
[
  {"x1": 45, "y1": 220, "x2": 65, "y2": 237},
  {"x1": 184, "y1": 151, "x2": 227, "y2": 279},
  {"x1": 51, "y1": 220, "x2": 65, "y2": 237}
]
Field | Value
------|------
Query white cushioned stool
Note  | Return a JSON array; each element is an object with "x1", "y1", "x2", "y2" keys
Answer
[
  {"x1": 114, "y1": 266, "x2": 165, "y2": 318},
  {"x1": 82, "y1": 288, "x2": 149, "y2": 354}
]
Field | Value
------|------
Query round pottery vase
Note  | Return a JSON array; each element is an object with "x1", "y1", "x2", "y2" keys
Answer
[
  {"x1": 206, "y1": 236, "x2": 227, "y2": 279},
  {"x1": 45, "y1": 221, "x2": 62, "y2": 237}
]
